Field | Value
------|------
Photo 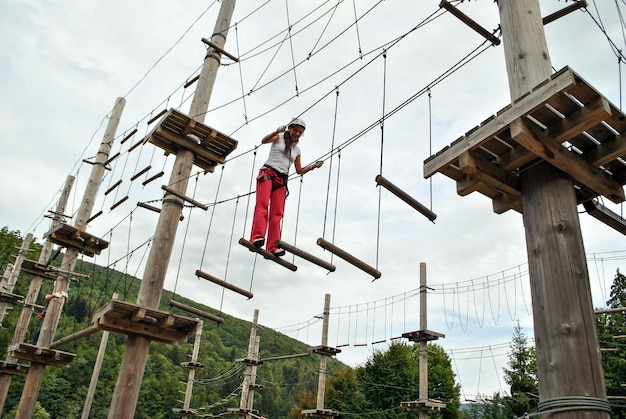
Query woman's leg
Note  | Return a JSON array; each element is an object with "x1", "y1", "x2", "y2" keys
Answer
[
  {"x1": 250, "y1": 176, "x2": 273, "y2": 245},
  {"x1": 267, "y1": 184, "x2": 287, "y2": 253}
]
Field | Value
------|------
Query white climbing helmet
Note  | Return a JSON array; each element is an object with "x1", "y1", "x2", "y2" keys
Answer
[{"x1": 288, "y1": 118, "x2": 306, "y2": 130}]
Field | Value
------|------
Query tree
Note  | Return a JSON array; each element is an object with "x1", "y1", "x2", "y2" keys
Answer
[{"x1": 502, "y1": 321, "x2": 538, "y2": 417}]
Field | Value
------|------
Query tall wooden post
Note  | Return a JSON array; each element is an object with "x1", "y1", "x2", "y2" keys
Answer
[
  {"x1": 107, "y1": 2, "x2": 236, "y2": 417},
  {"x1": 499, "y1": 1, "x2": 609, "y2": 417},
  {"x1": 0, "y1": 233, "x2": 33, "y2": 324},
  {"x1": 15, "y1": 97, "x2": 125, "y2": 419},
  {"x1": 239, "y1": 310, "x2": 259, "y2": 419},
  {"x1": 0, "y1": 175, "x2": 74, "y2": 415},
  {"x1": 180, "y1": 319, "x2": 202, "y2": 419},
  {"x1": 316, "y1": 294, "x2": 330, "y2": 411}
]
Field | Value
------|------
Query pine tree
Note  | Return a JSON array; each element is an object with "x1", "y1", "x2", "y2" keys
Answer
[{"x1": 502, "y1": 321, "x2": 538, "y2": 417}]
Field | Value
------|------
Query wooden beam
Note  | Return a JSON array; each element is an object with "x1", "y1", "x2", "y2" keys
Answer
[
  {"x1": 238, "y1": 238, "x2": 298, "y2": 271},
  {"x1": 549, "y1": 96, "x2": 612, "y2": 143},
  {"x1": 543, "y1": 1, "x2": 587, "y2": 25},
  {"x1": 439, "y1": 1, "x2": 500, "y2": 46},
  {"x1": 201, "y1": 37, "x2": 239, "y2": 62},
  {"x1": 583, "y1": 200, "x2": 626, "y2": 235},
  {"x1": 169, "y1": 300, "x2": 223, "y2": 324},
  {"x1": 375, "y1": 175, "x2": 437, "y2": 221},
  {"x1": 458, "y1": 151, "x2": 521, "y2": 198},
  {"x1": 316, "y1": 238, "x2": 381, "y2": 280},
  {"x1": 585, "y1": 133, "x2": 626, "y2": 167},
  {"x1": 161, "y1": 185, "x2": 209, "y2": 210},
  {"x1": 50, "y1": 326, "x2": 100, "y2": 349},
  {"x1": 195, "y1": 269, "x2": 254, "y2": 299},
  {"x1": 275, "y1": 240, "x2": 336, "y2": 272},
  {"x1": 511, "y1": 117, "x2": 625, "y2": 203}
]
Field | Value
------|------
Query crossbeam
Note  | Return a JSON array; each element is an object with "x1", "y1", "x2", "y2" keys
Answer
[
  {"x1": 169, "y1": 299, "x2": 223, "y2": 324},
  {"x1": 375, "y1": 175, "x2": 437, "y2": 222}
]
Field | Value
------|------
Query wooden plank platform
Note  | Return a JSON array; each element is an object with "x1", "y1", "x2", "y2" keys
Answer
[
  {"x1": 401, "y1": 399, "x2": 447, "y2": 411},
  {"x1": 402, "y1": 329, "x2": 445, "y2": 343},
  {"x1": 172, "y1": 408, "x2": 198, "y2": 416},
  {"x1": 43, "y1": 224, "x2": 109, "y2": 257},
  {"x1": 7, "y1": 343, "x2": 76, "y2": 368},
  {"x1": 146, "y1": 108, "x2": 238, "y2": 173},
  {"x1": 92, "y1": 299, "x2": 200, "y2": 344},
  {"x1": 301, "y1": 408, "x2": 340, "y2": 418},
  {"x1": 20, "y1": 259, "x2": 88, "y2": 282},
  {"x1": 181, "y1": 361, "x2": 206, "y2": 369},
  {"x1": 0, "y1": 360, "x2": 29, "y2": 376},
  {"x1": 424, "y1": 66, "x2": 626, "y2": 214},
  {"x1": 308, "y1": 345, "x2": 341, "y2": 357},
  {"x1": 235, "y1": 357, "x2": 263, "y2": 366},
  {"x1": 226, "y1": 408, "x2": 261, "y2": 416}
]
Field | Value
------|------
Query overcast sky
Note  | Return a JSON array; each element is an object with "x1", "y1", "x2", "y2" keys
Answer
[{"x1": 2, "y1": 0, "x2": 626, "y2": 402}]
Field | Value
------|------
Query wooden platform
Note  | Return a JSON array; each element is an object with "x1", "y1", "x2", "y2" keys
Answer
[
  {"x1": 308, "y1": 345, "x2": 341, "y2": 357},
  {"x1": 401, "y1": 399, "x2": 447, "y2": 411},
  {"x1": 7, "y1": 343, "x2": 76, "y2": 368},
  {"x1": 235, "y1": 357, "x2": 263, "y2": 366},
  {"x1": 181, "y1": 361, "x2": 206, "y2": 369},
  {"x1": 91, "y1": 299, "x2": 200, "y2": 344},
  {"x1": 301, "y1": 408, "x2": 340, "y2": 418},
  {"x1": 172, "y1": 407, "x2": 198, "y2": 416},
  {"x1": 402, "y1": 329, "x2": 445, "y2": 343},
  {"x1": 0, "y1": 360, "x2": 29, "y2": 376},
  {"x1": 20, "y1": 259, "x2": 88, "y2": 282},
  {"x1": 226, "y1": 407, "x2": 261, "y2": 416},
  {"x1": 424, "y1": 66, "x2": 626, "y2": 214},
  {"x1": 0, "y1": 291, "x2": 24, "y2": 306},
  {"x1": 43, "y1": 224, "x2": 109, "y2": 257},
  {"x1": 146, "y1": 108, "x2": 238, "y2": 173}
]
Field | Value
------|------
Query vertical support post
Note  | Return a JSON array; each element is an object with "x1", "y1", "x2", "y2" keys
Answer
[
  {"x1": 81, "y1": 293, "x2": 118, "y2": 419},
  {"x1": 0, "y1": 175, "x2": 74, "y2": 416},
  {"x1": 181, "y1": 320, "x2": 203, "y2": 419},
  {"x1": 108, "y1": 3, "x2": 236, "y2": 417},
  {"x1": 15, "y1": 97, "x2": 124, "y2": 419},
  {"x1": 239, "y1": 309, "x2": 259, "y2": 419},
  {"x1": 499, "y1": 1, "x2": 609, "y2": 417},
  {"x1": 0, "y1": 233, "x2": 33, "y2": 324},
  {"x1": 418, "y1": 263, "x2": 428, "y2": 419},
  {"x1": 316, "y1": 294, "x2": 331, "y2": 411},
  {"x1": 246, "y1": 336, "x2": 261, "y2": 413}
]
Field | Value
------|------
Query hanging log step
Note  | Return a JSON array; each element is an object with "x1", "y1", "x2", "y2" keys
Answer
[
  {"x1": 142, "y1": 171, "x2": 164, "y2": 186},
  {"x1": 7, "y1": 343, "x2": 76, "y2": 368},
  {"x1": 316, "y1": 238, "x2": 381, "y2": 279},
  {"x1": 20, "y1": 259, "x2": 88, "y2": 282},
  {"x1": 238, "y1": 238, "x2": 298, "y2": 271},
  {"x1": 92, "y1": 299, "x2": 200, "y2": 344},
  {"x1": 375, "y1": 175, "x2": 437, "y2": 222},
  {"x1": 195, "y1": 269, "x2": 253, "y2": 299},
  {"x1": 43, "y1": 224, "x2": 109, "y2": 257},
  {"x1": 169, "y1": 299, "x2": 223, "y2": 324},
  {"x1": 146, "y1": 108, "x2": 238, "y2": 173},
  {"x1": 0, "y1": 360, "x2": 29, "y2": 376},
  {"x1": 276, "y1": 240, "x2": 336, "y2": 272},
  {"x1": 402, "y1": 329, "x2": 445, "y2": 343},
  {"x1": 136, "y1": 202, "x2": 185, "y2": 221}
]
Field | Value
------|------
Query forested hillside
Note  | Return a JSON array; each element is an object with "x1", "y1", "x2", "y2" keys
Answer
[{"x1": 0, "y1": 227, "x2": 347, "y2": 418}]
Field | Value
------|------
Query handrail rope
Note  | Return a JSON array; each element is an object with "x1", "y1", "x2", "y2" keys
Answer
[
  {"x1": 351, "y1": 0, "x2": 363, "y2": 58},
  {"x1": 219, "y1": 197, "x2": 241, "y2": 313},
  {"x1": 330, "y1": 150, "x2": 342, "y2": 264},
  {"x1": 234, "y1": 23, "x2": 248, "y2": 124},
  {"x1": 292, "y1": 176, "x2": 304, "y2": 265},
  {"x1": 242, "y1": 146, "x2": 258, "y2": 237},
  {"x1": 428, "y1": 88, "x2": 434, "y2": 210},
  {"x1": 199, "y1": 166, "x2": 225, "y2": 270},
  {"x1": 307, "y1": 0, "x2": 342, "y2": 58},
  {"x1": 285, "y1": 0, "x2": 300, "y2": 96},
  {"x1": 172, "y1": 174, "x2": 199, "y2": 297},
  {"x1": 375, "y1": 49, "x2": 387, "y2": 272},
  {"x1": 322, "y1": 87, "x2": 340, "y2": 239}
]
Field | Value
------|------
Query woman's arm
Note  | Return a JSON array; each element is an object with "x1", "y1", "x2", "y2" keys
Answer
[{"x1": 294, "y1": 155, "x2": 323, "y2": 175}]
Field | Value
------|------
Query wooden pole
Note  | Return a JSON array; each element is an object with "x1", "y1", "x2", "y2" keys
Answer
[
  {"x1": 239, "y1": 310, "x2": 259, "y2": 419},
  {"x1": 0, "y1": 175, "x2": 74, "y2": 416},
  {"x1": 418, "y1": 263, "x2": 428, "y2": 419},
  {"x1": 316, "y1": 294, "x2": 331, "y2": 411},
  {"x1": 107, "y1": 2, "x2": 236, "y2": 417},
  {"x1": 16, "y1": 97, "x2": 125, "y2": 419},
  {"x1": 0, "y1": 234, "x2": 33, "y2": 324},
  {"x1": 81, "y1": 293, "x2": 117, "y2": 419},
  {"x1": 499, "y1": 1, "x2": 609, "y2": 417},
  {"x1": 181, "y1": 320, "x2": 203, "y2": 419}
]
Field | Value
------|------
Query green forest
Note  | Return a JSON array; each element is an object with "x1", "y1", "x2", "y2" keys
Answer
[{"x1": 0, "y1": 226, "x2": 625, "y2": 418}]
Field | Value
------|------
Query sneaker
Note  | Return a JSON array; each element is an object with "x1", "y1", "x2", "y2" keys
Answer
[
  {"x1": 272, "y1": 249, "x2": 286, "y2": 257},
  {"x1": 252, "y1": 237, "x2": 265, "y2": 248}
]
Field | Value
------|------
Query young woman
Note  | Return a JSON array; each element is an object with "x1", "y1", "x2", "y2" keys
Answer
[{"x1": 249, "y1": 118, "x2": 323, "y2": 256}]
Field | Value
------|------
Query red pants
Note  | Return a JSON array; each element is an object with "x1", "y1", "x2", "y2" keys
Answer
[{"x1": 250, "y1": 168, "x2": 287, "y2": 252}]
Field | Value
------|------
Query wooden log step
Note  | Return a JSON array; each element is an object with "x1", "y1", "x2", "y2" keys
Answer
[
  {"x1": 137, "y1": 202, "x2": 185, "y2": 221},
  {"x1": 104, "y1": 152, "x2": 121, "y2": 166},
  {"x1": 238, "y1": 238, "x2": 297, "y2": 271},
  {"x1": 147, "y1": 109, "x2": 168, "y2": 125},
  {"x1": 316, "y1": 238, "x2": 381, "y2": 279},
  {"x1": 85, "y1": 210, "x2": 103, "y2": 224},
  {"x1": 8, "y1": 343, "x2": 76, "y2": 368},
  {"x1": 142, "y1": 171, "x2": 164, "y2": 186},
  {"x1": 169, "y1": 299, "x2": 223, "y2": 324},
  {"x1": 92, "y1": 299, "x2": 200, "y2": 344},
  {"x1": 110, "y1": 196, "x2": 129, "y2": 211},
  {"x1": 276, "y1": 240, "x2": 336, "y2": 272},
  {"x1": 44, "y1": 223, "x2": 109, "y2": 257},
  {"x1": 375, "y1": 175, "x2": 437, "y2": 222},
  {"x1": 121, "y1": 128, "x2": 138, "y2": 144},
  {"x1": 104, "y1": 180, "x2": 123, "y2": 195},
  {"x1": 50, "y1": 326, "x2": 100, "y2": 349},
  {"x1": 162, "y1": 185, "x2": 208, "y2": 210},
  {"x1": 130, "y1": 165, "x2": 152, "y2": 181},
  {"x1": 195, "y1": 270, "x2": 253, "y2": 299}
]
